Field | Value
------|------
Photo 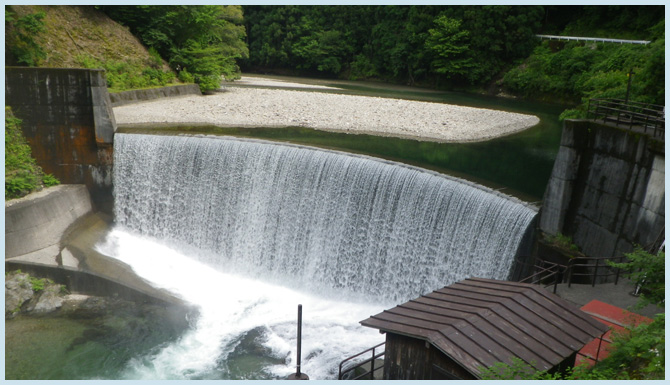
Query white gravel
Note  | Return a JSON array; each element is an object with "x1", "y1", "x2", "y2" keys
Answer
[
  {"x1": 230, "y1": 76, "x2": 338, "y2": 90},
  {"x1": 113, "y1": 85, "x2": 540, "y2": 143}
]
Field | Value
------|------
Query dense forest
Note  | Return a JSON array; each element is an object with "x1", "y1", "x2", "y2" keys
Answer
[
  {"x1": 6, "y1": 5, "x2": 664, "y2": 108},
  {"x1": 241, "y1": 5, "x2": 664, "y2": 110}
]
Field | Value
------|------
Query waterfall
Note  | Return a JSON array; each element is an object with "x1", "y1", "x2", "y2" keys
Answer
[{"x1": 113, "y1": 133, "x2": 537, "y2": 304}]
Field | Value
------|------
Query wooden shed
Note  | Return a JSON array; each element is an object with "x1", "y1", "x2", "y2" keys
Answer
[{"x1": 360, "y1": 278, "x2": 609, "y2": 380}]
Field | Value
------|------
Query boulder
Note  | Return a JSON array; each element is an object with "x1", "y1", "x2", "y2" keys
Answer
[
  {"x1": 5, "y1": 272, "x2": 34, "y2": 318},
  {"x1": 25, "y1": 283, "x2": 64, "y2": 314}
]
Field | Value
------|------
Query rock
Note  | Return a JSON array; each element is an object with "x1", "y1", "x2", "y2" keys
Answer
[
  {"x1": 63, "y1": 296, "x2": 121, "y2": 319},
  {"x1": 5, "y1": 272, "x2": 34, "y2": 318},
  {"x1": 26, "y1": 283, "x2": 64, "y2": 314}
]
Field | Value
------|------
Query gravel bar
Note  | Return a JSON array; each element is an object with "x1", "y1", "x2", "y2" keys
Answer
[{"x1": 113, "y1": 85, "x2": 540, "y2": 143}]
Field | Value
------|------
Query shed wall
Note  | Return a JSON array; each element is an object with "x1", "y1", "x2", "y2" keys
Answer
[{"x1": 384, "y1": 333, "x2": 476, "y2": 380}]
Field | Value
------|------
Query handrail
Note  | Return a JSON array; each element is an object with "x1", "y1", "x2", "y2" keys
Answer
[
  {"x1": 566, "y1": 255, "x2": 627, "y2": 287},
  {"x1": 587, "y1": 98, "x2": 665, "y2": 140},
  {"x1": 338, "y1": 342, "x2": 385, "y2": 380},
  {"x1": 523, "y1": 253, "x2": 633, "y2": 289},
  {"x1": 520, "y1": 261, "x2": 566, "y2": 293}
]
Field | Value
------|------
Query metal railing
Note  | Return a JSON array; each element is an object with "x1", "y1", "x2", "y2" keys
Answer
[
  {"x1": 587, "y1": 98, "x2": 665, "y2": 139},
  {"x1": 566, "y1": 255, "x2": 627, "y2": 288},
  {"x1": 536, "y1": 35, "x2": 651, "y2": 45},
  {"x1": 520, "y1": 260, "x2": 565, "y2": 293},
  {"x1": 338, "y1": 342, "x2": 385, "y2": 380},
  {"x1": 521, "y1": 254, "x2": 630, "y2": 289}
]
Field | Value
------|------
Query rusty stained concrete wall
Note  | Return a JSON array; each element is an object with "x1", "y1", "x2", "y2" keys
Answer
[{"x1": 5, "y1": 67, "x2": 116, "y2": 213}]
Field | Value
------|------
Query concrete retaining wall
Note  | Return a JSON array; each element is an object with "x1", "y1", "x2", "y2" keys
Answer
[
  {"x1": 5, "y1": 185, "x2": 92, "y2": 260},
  {"x1": 5, "y1": 67, "x2": 116, "y2": 212},
  {"x1": 540, "y1": 120, "x2": 665, "y2": 261},
  {"x1": 110, "y1": 84, "x2": 201, "y2": 106}
]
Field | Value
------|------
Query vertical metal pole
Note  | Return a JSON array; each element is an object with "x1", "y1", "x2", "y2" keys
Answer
[
  {"x1": 568, "y1": 263, "x2": 573, "y2": 288},
  {"x1": 615, "y1": 266, "x2": 620, "y2": 285},
  {"x1": 595, "y1": 334, "x2": 604, "y2": 364},
  {"x1": 553, "y1": 266, "x2": 559, "y2": 294},
  {"x1": 624, "y1": 68, "x2": 633, "y2": 105},
  {"x1": 296, "y1": 304, "x2": 302, "y2": 377},
  {"x1": 288, "y1": 304, "x2": 309, "y2": 380},
  {"x1": 370, "y1": 345, "x2": 375, "y2": 380},
  {"x1": 592, "y1": 259, "x2": 599, "y2": 287}
]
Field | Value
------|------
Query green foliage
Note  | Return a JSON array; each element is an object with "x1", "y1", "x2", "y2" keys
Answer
[
  {"x1": 178, "y1": 68, "x2": 195, "y2": 84},
  {"x1": 42, "y1": 173, "x2": 60, "y2": 187},
  {"x1": 75, "y1": 54, "x2": 176, "y2": 92},
  {"x1": 479, "y1": 357, "x2": 558, "y2": 380},
  {"x1": 243, "y1": 5, "x2": 542, "y2": 86},
  {"x1": 577, "y1": 314, "x2": 665, "y2": 380},
  {"x1": 5, "y1": 107, "x2": 46, "y2": 199},
  {"x1": 99, "y1": 5, "x2": 248, "y2": 92},
  {"x1": 243, "y1": 4, "x2": 662, "y2": 102},
  {"x1": 29, "y1": 277, "x2": 47, "y2": 292},
  {"x1": 5, "y1": 8, "x2": 47, "y2": 66},
  {"x1": 545, "y1": 232, "x2": 579, "y2": 253},
  {"x1": 608, "y1": 247, "x2": 665, "y2": 308},
  {"x1": 349, "y1": 54, "x2": 378, "y2": 80},
  {"x1": 425, "y1": 16, "x2": 473, "y2": 79},
  {"x1": 502, "y1": 19, "x2": 664, "y2": 109}
]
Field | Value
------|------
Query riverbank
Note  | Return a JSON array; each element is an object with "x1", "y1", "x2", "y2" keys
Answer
[{"x1": 113, "y1": 77, "x2": 540, "y2": 143}]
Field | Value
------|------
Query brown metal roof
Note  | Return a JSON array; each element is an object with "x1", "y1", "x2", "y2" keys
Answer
[{"x1": 360, "y1": 277, "x2": 609, "y2": 378}]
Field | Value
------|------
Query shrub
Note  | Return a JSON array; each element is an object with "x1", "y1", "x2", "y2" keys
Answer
[
  {"x1": 5, "y1": 107, "x2": 60, "y2": 199},
  {"x1": 5, "y1": 9, "x2": 47, "y2": 66},
  {"x1": 29, "y1": 277, "x2": 46, "y2": 292},
  {"x1": 575, "y1": 314, "x2": 665, "y2": 380},
  {"x1": 76, "y1": 54, "x2": 176, "y2": 92},
  {"x1": 178, "y1": 68, "x2": 195, "y2": 84},
  {"x1": 5, "y1": 107, "x2": 42, "y2": 199},
  {"x1": 608, "y1": 247, "x2": 665, "y2": 308},
  {"x1": 42, "y1": 173, "x2": 60, "y2": 187}
]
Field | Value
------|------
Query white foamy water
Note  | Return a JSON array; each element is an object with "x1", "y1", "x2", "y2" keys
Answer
[
  {"x1": 96, "y1": 229, "x2": 387, "y2": 380},
  {"x1": 104, "y1": 133, "x2": 538, "y2": 379},
  {"x1": 113, "y1": 134, "x2": 537, "y2": 304}
]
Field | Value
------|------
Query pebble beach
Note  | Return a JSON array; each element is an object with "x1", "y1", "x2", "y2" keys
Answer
[{"x1": 113, "y1": 77, "x2": 540, "y2": 143}]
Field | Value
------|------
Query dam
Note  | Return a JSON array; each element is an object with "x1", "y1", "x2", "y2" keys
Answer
[
  {"x1": 86, "y1": 132, "x2": 539, "y2": 378},
  {"x1": 5, "y1": 68, "x2": 547, "y2": 379},
  {"x1": 112, "y1": 133, "x2": 538, "y2": 304}
]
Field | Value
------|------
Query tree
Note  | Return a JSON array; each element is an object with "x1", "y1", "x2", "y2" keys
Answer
[
  {"x1": 425, "y1": 16, "x2": 473, "y2": 80},
  {"x1": 99, "y1": 5, "x2": 248, "y2": 91},
  {"x1": 608, "y1": 247, "x2": 665, "y2": 308}
]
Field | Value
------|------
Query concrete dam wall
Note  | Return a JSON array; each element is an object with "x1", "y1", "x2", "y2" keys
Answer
[
  {"x1": 540, "y1": 119, "x2": 664, "y2": 261},
  {"x1": 5, "y1": 67, "x2": 116, "y2": 212},
  {"x1": 5, "y1": 185, "x2": 92, "y2": 261}
]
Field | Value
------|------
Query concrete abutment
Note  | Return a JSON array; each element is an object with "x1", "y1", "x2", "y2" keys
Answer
[{"x1": 539, "y1": 119, "x2": 664, "y2": 268}]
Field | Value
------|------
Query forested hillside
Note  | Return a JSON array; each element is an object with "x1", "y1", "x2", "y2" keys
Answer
[
  {"x1": 242, "y1": 5, "x2": 664, "y2": 108},
  {"x1": 5, "y1": 5, "x2": 248, "y2": 92},
  {"x1": 98, "y1": 5, "x2": 248, "y2": 91},
  {"x1": 5, "y1": 5, "x2": 664, "y2": 106},
  {"x1": 243, "y1": 5, "x2": 545, "y2": 87},
  {"x1": 5, "y1": 5, "x2": 178, "y2": 92}
]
